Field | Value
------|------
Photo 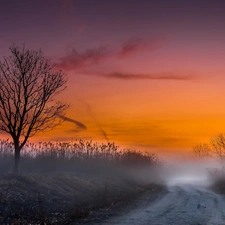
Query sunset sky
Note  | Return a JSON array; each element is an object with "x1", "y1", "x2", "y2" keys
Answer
[{"x1": 1, "y1": 0, "x2": 225, "y2": 157}]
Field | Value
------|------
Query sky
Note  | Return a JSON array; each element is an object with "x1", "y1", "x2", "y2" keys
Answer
[{"x1": 1, "y1": 0, "x2": 225, "y2": 157}]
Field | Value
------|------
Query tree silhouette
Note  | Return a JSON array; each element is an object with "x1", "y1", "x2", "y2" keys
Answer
[
  {"x1": 193, "y1": 143, "x2": 211, "y2": 158},
  {"x1": 210, "y1": 133, "x2": 225, "y2": 164},
  {"x1": 0, "y1": 44, "x2": 69, "y2": 173}
]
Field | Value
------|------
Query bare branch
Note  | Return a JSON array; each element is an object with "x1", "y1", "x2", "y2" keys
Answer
[
  {"x1": 0, "y1": 44, "x2": 69, "y2": 154},
  {"x1": 193, "y1": 143, "x2": 211, "y2": 158}
]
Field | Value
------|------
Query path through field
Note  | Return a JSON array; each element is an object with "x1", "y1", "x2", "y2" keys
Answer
[{"x1": 92, "y1": 183, "x2": 225, "y2": 225}]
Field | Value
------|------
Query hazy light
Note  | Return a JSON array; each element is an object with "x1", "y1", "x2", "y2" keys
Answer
[{"x1": 168, "y1": 175, "x2": 208, "y2": 186}]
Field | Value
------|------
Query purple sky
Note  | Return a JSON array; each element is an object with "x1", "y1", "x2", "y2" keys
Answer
[{"x1": 1, "y1": 0, "x2": 225, "y2": 156}]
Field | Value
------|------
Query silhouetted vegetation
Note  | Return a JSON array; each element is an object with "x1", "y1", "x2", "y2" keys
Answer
[
  {"x1": 0, "y1": 139, "x2": 163, "y2": 224},
  {"x1": 0, "y1": 139, "x2": 161, "y2": 172},
  {"x1": 193, "y1": 133, "x2": 225, "y2": 162},
  {"x1": 0, "y1": 44, "x2": 69, "y2": 173},
  {"x1": 193, "y1": 133, "x2": 225, "y2": 194},
  {"x1": 207, "y1": 167, "x2": 225, "y2": 194}
]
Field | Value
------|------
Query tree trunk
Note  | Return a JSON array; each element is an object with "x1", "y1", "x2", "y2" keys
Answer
[{"x1": 14, "y1": 147, "x2": 20, "y2": 174}]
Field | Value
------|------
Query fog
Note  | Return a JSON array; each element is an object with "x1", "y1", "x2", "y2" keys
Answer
[
  {"x1": 163, "y1": 157, "x2": 222, "y2": 186},
  {"x1": 1, "y1": 143, "x2": 225, "y2": 224},
  {"x1": 0, "y1": 138, "x2": 223, "y2": 190}
]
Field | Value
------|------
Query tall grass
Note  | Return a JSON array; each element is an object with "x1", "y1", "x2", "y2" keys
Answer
[
  {"x1": 0, "y1": 139, "x2": 163, "y2": 224},
  {"x1": 0, "y1": 139, "x2": 161, "y2": 173}
]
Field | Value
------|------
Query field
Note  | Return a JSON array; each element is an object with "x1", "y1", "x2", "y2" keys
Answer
[
  {"x1": 207, "y1": 167, "x2": 225, "y2": 195},
  {"x1": 0, "y1": 139, "x2": 164, "y2": 224}
]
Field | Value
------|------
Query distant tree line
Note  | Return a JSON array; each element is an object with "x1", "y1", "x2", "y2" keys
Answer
[{"x1": 193, "y1": 133, "x2": 225, "y2": 164}]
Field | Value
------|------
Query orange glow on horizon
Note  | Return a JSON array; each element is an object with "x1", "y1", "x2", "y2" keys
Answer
[{"x1": 1, "y1": 1, "x2": 225, "y2": 159}]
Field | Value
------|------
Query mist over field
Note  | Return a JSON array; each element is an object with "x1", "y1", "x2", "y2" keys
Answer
[
  {"x1": 1, "y1": 0, "x2": 225, "y2": 224},
  {"x1": 0, "y1": 139, "x2": 224, "y2": 224},
  {"x1": 0, "y1": 139, "x2": 166, "y2": 224}
]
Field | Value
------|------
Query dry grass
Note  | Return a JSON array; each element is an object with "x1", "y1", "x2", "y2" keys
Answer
[
  {"x1": 208, "y1": 168, "x2": 225, "y2": 194},
  {"x1": 0, "y1": 139, "x2": 163, "y2": 224},
  {"x1": 0, "y1": 139, "x2": 162, "y2": 173}
]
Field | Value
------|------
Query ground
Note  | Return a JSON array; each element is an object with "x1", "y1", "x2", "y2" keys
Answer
[
  {"x1": 0, "y1": 172, "x2": 164, "y2": 224},
  {"x1": 86, "y1": 183, "x2": 225, "y2": 225}
]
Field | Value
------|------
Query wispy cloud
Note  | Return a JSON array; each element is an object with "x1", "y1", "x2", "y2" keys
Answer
[
  {"x1": 118, "y1": 37, "x2": 163, "y2": 58},
  {"x1": 57, "y1": 114, "x2": 87, "y2": 132},
  {"x1": 57, "y1": 37, "x2": 164, "y2": 71},
  {"x1": 79, "y1": 100, "x2": 109, "y2": 142},
  {"x1": 86, "y1": 72, "x2": 194, "y2": 81},
  {"x1": 57, "y1": 45, "x2": 110, "y2": 70}
]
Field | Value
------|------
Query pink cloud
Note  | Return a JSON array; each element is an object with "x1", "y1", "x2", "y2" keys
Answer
[
  {"x1": 118, "y1": 37, "x2": 163, "y2": 58},
  {"x1": 57, "y1": 37, "x2": 164, "y2": 71},
  {"x1": 86, "y1": 72, "x2": 194, "y2": 81},
  {"x1": 57, "y1": 45, "x2": 109, "y2": 70}
]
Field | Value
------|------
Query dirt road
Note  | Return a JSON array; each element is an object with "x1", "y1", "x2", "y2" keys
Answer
[{"x1": 93, "y1": 184, "x2": 225, "y2": 225}]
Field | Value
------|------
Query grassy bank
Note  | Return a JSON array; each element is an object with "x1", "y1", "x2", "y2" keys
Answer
[
  {"x1": 208, "y1": 168, "x2": 225, "y2": 194},
  {"x1": 0, "y1": 139, "x2": 164, "y2": 224},
  {"x1": 0, "y1": 173, "x2": 164, "y2": 224}
]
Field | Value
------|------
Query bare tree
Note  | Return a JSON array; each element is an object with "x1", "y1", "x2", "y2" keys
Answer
[
  {"x1": 193, "y1": 143, "x2": 211, "y2": 158},
  {"x1": 0, "y1": 44, "x2": 69, "y2": 173},
  {"x1": 210, "y1": 133, "x2": 225, "y2": 164}
]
